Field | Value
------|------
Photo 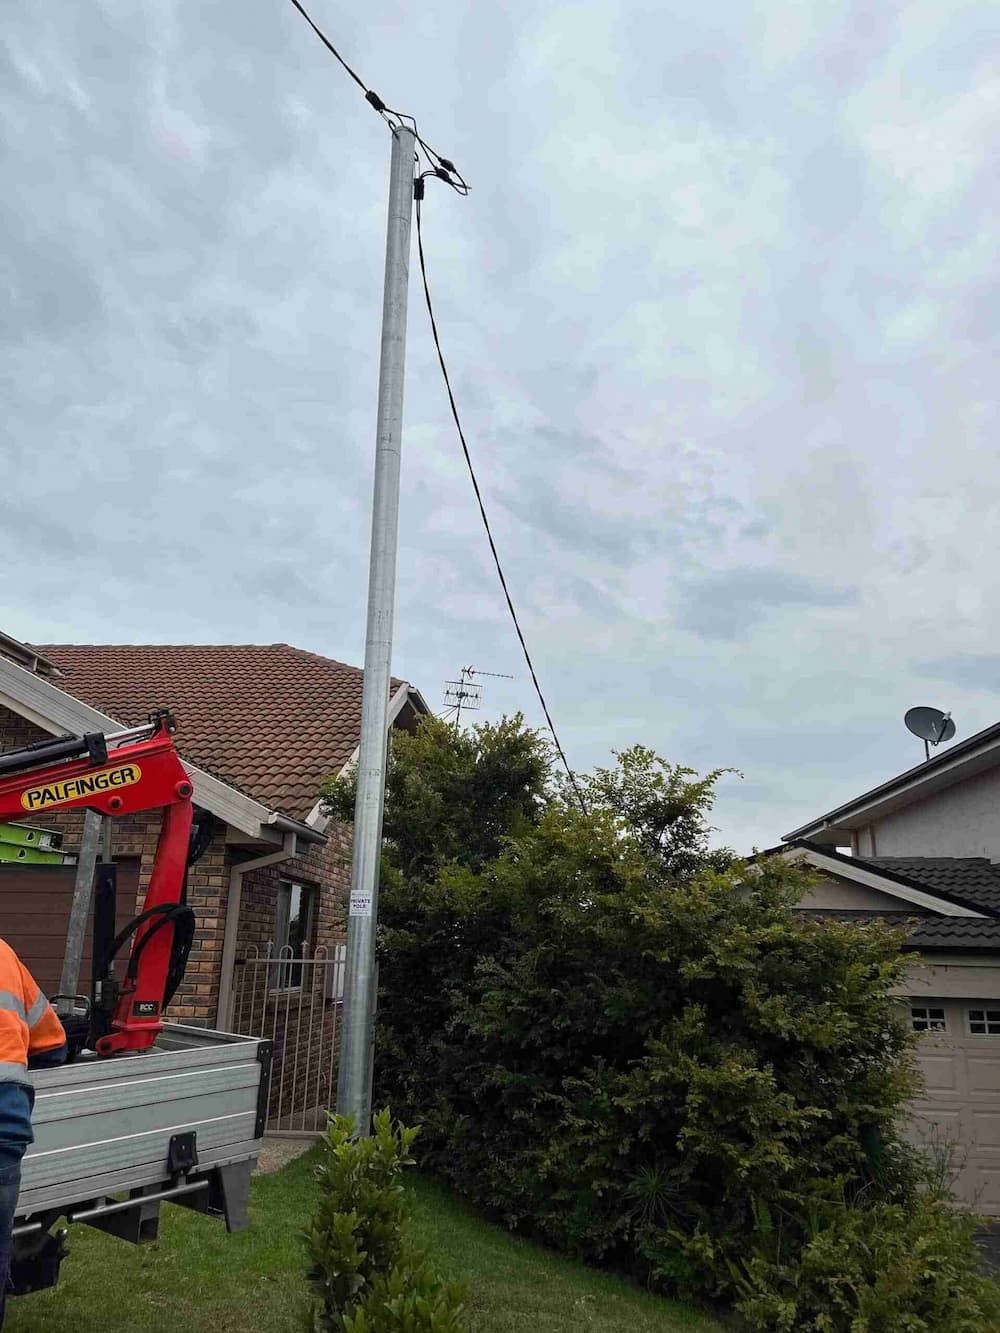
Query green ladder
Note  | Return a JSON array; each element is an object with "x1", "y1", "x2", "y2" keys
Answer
[{"x1": 0, "y1": 823, "x2": 73, "y2": 865}]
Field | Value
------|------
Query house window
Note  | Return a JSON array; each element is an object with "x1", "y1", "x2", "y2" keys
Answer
[
  {"x1": 968, "y1": 1008, "x2": 1000, "y2": 1036},
  {"x1": 273, "y1": 881, "x2": 316, "y2": 989},
  {"x1": 911, "y1": 1006, "x2": 947, "y2": 1033}
]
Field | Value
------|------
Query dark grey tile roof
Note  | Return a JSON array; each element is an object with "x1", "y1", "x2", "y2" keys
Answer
[
  {"x1": 906, "y1": 918, "x2": 1000, "y2": 950},
  {"x1": 804, "y1": 910, "x2": 927, "y2": 923},
  {"x1": 797, "y1": 909, "x2": 1000, "y2": 951},
  {"x1": 862, "y1": 857, "x2": 1000, "y2": 915},
  {"x1": 774, "y1": 843, "x2": 1000, "y2": 951},
  {"x1": 795, "y1": 852, "x2": 1000, "y2": 951}
]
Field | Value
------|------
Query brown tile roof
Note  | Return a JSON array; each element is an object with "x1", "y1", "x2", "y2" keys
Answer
[{"x1": 34, "y1": 643, "x2": 420, "y2": 821}]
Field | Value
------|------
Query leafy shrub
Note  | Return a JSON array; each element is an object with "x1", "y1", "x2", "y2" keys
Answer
[
  {"x1": 730, "y1": 1193, "x2": 1000, "y2": 1332},
  {"x1": 341, "y1": 1259, "x2": 466, "y2": 1333},
  {"x1": 304, "y1": 1110, "x2": 465, "y2": 1332},
  {"x1": 324, "y1": 720, "x2": 1000, "y2": 1329}
]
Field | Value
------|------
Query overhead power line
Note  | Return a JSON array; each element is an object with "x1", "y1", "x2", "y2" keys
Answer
[
  {"x1": 285, "y1": 0, "x2": 583, "y2": 809},
  {"x1": 286, "y1": 0, "x2": 468, "y2": 194},
  {"x1": 414, "y1": 193, "x2": 587, "y2": 811},
  {"x1": 287, "y1": 0, "x2": 369, "y2": 95}
]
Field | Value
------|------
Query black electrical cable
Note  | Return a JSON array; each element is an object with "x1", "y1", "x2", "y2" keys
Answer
[
  {"x1": 286, "y1": 0, "x2": 371, "y2": 98},
  {"x1": 187, "y1": 809, "x2": 217, "y2": 867},
  {"x1": 284, "y1": 0, "x2": 573, "y2": 795},
  {"x1": 285, "y1": 0, "x2": 469, "y2": 194},
  {"x1": 414, "y1": 194, "x2": 587, "y2": 812}
]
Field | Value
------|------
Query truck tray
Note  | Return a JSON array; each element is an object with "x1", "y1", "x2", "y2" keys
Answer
[{"x1": 11, "y1": 1023, "x2": 272, "y2": 1293}]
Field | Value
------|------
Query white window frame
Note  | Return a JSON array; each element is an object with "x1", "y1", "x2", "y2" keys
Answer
[
  {"x1": 271, "y1": 880, "x2": 316, "y2": 992},
  {"x1": 910, "y1": 1005, "x2": 947, "y2": 1034},
  {"x1": 967, "y1": 1007, "x2": 1000, "y2": 1037}
]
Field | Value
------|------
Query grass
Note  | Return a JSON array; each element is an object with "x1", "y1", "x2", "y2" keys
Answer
[
  {"x1": 8, "y1": 1150, "x2": 720, "y2": 1333},
  {"x1": 8, "y1": 1152, "x2": 317, "y2": 1333},
  {"x1": 408, "y1": 1175, "x2": 720, "y2": 1332}
]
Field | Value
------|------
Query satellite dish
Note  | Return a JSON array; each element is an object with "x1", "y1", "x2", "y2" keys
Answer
[{"x1": 905, "y1": 706, "x2": 956, "y2": 760}]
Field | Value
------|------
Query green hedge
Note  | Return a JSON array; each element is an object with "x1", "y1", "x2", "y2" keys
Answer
[
  {"x1": 730, "y1": 1194, "x2": 1000, "y2": 1331},
  {"x1": 325, "y1": 722, "x2": 1000, "y2": 1330}
]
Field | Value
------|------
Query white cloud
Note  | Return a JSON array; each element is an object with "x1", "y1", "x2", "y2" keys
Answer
[{"x1": 1, "y1": 0, "x2": 997, "y2": 851}]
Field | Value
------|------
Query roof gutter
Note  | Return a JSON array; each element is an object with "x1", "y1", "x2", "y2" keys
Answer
[
  {"x1": 404, "y1": 683, "x2": 432, "y2": 717},
  {"x1": 783, "y1": 726, "x2": 1000, "y2": 843},
  {"x1": 0, "y1": 631, "x2": 60, "y2": 678},
  {"x1": 267, "y1": 812, "x2": 327, "y2": 844}
]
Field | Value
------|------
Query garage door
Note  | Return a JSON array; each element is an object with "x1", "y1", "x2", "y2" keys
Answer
[
  {"x1": 0, "y1": 860, "x2": 140, "y2": 1000},
  {"x1": 908, "y1": 997, "x2": 1000, "y2": 1216}
]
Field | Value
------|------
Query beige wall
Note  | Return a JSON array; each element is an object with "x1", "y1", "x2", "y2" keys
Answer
[
  {"x1": 798, "y1": 873, "x2": 912, "y2": 912},
  {"x1": 853, "y1": 826, "x2": 877, "y2": 856},
  {"x1": 855, "y1": 766, "x2": 1000, "y2": 860},
  {"x1": 905, "y1": 957, "x2": 1000, "y2": 1001}
]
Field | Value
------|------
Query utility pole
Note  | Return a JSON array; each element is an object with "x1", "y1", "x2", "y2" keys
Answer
[
  {"x1": 58, "y1": 809, "x2": 103, "y2": 1016},
  {"x1": 336, "y1": 123, "x2": 416, "y2": 1129}
]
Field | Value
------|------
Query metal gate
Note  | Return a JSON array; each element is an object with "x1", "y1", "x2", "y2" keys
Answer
[{"x1": 229, "y1": 943, "x2": 345, "y2": 1134}]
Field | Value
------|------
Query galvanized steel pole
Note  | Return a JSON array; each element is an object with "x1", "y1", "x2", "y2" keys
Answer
[
  {"x1": 58, "y1": 809, "x2": 103, "y2": 1014},
  {"x1": 336, "y1": 124, "x2": 416, "y2": 1129}
]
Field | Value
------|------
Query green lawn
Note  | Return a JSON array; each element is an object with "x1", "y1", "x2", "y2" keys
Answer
[
  {"x1": 408, "y1": 1175, "x2": 720, "y2": 1333},
  {"x1": 8, "y1": 1151, "x2": 719, "y2": 1333},
  {"x1": 8, "y1": 1153, "x2": 316, "y2": 1333}
]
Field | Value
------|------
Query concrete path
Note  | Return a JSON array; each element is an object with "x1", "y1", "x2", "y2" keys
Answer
[{"x1": 255, "y1": 1136, "x2": 316, "y2": 1175}]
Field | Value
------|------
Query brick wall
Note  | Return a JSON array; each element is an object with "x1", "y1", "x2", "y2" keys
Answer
[
  {"x1": 0, "y1": 708, "x2": 46, "y2": 753},
  {"x1": 0, "y1": 706, "x2": 352, "y2": 1029},
  {"x1": 235, "y1": 825, "x2": 350, "y2": 959}
]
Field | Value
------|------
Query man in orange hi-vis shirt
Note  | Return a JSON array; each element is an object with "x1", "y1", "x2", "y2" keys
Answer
[{"x1": 0, "y1": 938, "x2": 66, "y2": 1326}]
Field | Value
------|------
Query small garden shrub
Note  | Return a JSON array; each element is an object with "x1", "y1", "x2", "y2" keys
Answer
[{"x1": 304, "y1": 1110, "x2": 465, "y2": 1332}]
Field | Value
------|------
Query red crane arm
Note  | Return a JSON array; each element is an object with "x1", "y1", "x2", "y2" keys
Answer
[
  {"x1": 0, "y1": 721, "x2": 192, "y2": 823},
  {"x1": 0, "y1": 714, "x2": 195, "y2": 1056}
]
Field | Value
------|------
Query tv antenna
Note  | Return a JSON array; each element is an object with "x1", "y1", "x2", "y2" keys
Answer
[
  {"x1": 443, "y1": 666, "x2": 514, "y2": 728},
  {"x1": 905, "y1": 706, "x2": 956, "y2": 762}
]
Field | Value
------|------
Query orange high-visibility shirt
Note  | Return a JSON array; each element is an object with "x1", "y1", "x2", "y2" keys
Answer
[{"x1": 0, "y1": 939, "x2": 66, "y2": 1086}]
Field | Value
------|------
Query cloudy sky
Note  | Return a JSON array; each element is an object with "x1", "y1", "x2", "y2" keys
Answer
[{"x1": 2, "y1": 1, "x2": 997, "y2": 849}]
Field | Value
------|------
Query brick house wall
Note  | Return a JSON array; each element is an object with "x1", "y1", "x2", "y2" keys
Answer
[
  {"x1": 235, "y1": 825, "x2": 351, "y2": 959},
  {"x1": 0, "y1": 706, "x2": 48, "y2": 756},
  {"x1": 0, "y1": 706, "x2": 351, "y2": 1030}
]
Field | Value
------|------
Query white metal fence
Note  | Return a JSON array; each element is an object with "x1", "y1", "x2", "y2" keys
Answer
[{"x1": 229, "y1": 943, "x2": 346, "y2": 1135}]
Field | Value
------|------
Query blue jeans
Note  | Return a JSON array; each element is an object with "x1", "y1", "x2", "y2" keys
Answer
[{"x1": 0, "y1": 1157, "x2": 21, "y2": 1328}]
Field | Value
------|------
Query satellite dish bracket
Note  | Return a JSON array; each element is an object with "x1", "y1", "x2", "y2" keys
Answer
[{"x1": 904, "y1": 707, "x2": 956, "y2": 762}]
